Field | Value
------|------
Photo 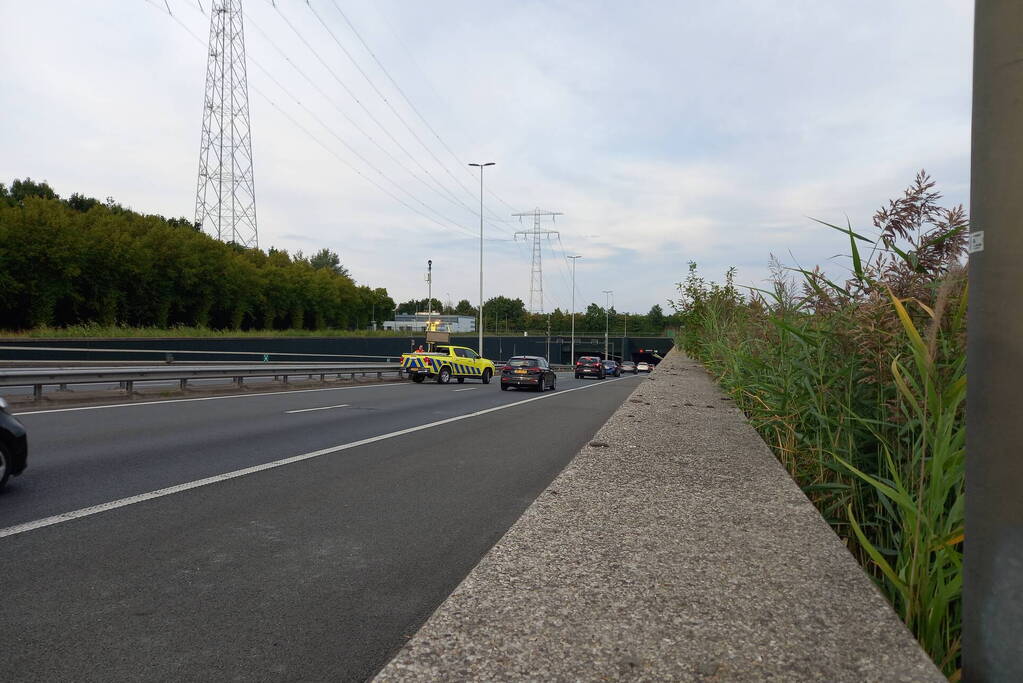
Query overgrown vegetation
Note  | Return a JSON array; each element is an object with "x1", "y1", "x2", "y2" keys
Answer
[
  {"x1": 671, "y1": 172, "x2": 966, "y2": 678},
  {"x1": 0, "y1": 178, "x2": 393, "y2": 332}
]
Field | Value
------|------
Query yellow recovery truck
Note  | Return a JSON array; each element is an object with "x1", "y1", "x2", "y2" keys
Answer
[{"x1": 400, "y1": 331, "x2": 495, "y2": 385}]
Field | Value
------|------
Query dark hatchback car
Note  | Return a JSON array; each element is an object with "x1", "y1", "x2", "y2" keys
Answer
[
  {"x1": 574, "y1": 356, "x2": 605, "y2": 379},
  {"x1": 620, "y1": 361, "x2": 638, "y2": 374},
  {"x1": 500, "y1": 356, "x2": 557, "y2": 391},
  {"x1": 602, "y1": 360, "x2": 621, "y2": 377},
  {"x1": 0, "y1": 397, "x2": 28, "y2": 491}
]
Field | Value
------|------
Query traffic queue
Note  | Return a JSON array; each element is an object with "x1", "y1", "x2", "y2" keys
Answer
[{"x1": 399, "y1": 341, "x2": 650, "y2": 393}]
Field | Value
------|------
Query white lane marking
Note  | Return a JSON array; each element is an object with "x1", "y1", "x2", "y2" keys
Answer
[
  {"x1": 12, "y1": 382, "x2": 405, "y2": 416},
  {"x1": 285, "y1": 404, "x2": 350, "y2": 414},
  {"x1": 0, "y1": 375, "x2": 638, "y2": 539},
  {"x1": 452, "y1": 388, "x2": 476, "y2": 392}
]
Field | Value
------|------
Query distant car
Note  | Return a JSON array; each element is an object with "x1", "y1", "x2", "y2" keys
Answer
[
  {"x1": 637, "y1": 361, "x2": 651, "y2": 373},
  {"x1": 620, "y1": 361, "x2": 637, "y2": 374},
  {"x1": 574, "y1": 356, "x2": 605, "y2": 379},
  {"x1": 602, "y1": 360, "x2": 621, "y2": 377},
  {"x1": 0, "y1": 397, "x2": 28, "y2": 491},
  {"x1": 500, "y1": 356, "x2": 557, "y2": 391}
]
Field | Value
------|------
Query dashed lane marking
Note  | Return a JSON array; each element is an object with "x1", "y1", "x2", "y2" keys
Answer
[{"x1": 0, "y1": 376, "x2": 639, "y2": 539}]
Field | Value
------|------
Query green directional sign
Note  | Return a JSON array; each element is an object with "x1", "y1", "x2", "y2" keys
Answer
[{"x1": 262, "y1": 354, "x2": 269, "y2": 363}]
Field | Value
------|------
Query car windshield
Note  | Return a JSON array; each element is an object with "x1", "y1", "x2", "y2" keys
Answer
[
  {"x1": 580, "y1": 357, "x2": 599, "y2": 364},
  {"x1": 507, "y1": 358, "x2": 537, "y2": 367}
]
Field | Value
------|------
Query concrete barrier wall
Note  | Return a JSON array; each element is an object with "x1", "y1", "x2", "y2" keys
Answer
[{"x1": 375, "y1": 349, "x2": 942, "y2": 681}]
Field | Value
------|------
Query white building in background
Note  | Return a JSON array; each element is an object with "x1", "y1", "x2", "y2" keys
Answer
[{"x1": 383, "y1": 312, "x2": 476, "y2": 333}]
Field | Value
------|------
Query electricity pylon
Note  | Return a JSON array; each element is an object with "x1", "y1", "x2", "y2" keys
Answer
[
  {"x1": 513, "y1": 209, "x2": 562, "y2": 313},
  {"x1": 194, "y1": 0, "x2": 258, "y2": 248}
]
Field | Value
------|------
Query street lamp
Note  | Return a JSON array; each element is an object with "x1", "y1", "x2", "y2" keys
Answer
[
  {"x1": 568, "y1": 255, "x2": 582, "y2": 364},
  {"x1": 603, "y1": 289, "x2": 614, "y2": 360},
  {"x1": 469, "y1": 162, "x2": 495, "y2": 357}
]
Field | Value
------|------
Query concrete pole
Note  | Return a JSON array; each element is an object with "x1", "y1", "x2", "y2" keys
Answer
[{"x1": 966, "y1": 3, "x2": 1023, "y2": 680}]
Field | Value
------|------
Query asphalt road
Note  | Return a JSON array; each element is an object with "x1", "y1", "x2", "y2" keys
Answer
[{"x1": 0, "y1": 372, "x2": 642, "y2": 681}]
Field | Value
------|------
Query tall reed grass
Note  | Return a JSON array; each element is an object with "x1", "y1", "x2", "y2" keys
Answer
[{"x1": 672, "y1": 172, "x2": 966, "y2": 678}]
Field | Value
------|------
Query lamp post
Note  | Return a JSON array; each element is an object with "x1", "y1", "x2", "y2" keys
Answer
[
  {"x1": 603, "y1": 289, "x2": 613, "y2": 360},
  {"x1": 469, "y1": 162, "x2": 495, "y2": 357},
  {"x1": 426, "y1": 259, "x2": 433, "y2": 334},
  {"x1": 568, "y1": 255, "x2": 582, "y2": 364}
]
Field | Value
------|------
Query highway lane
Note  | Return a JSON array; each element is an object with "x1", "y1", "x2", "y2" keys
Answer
[
  {"x1": 1, "y1": 373, "x2": 642, "y2": 681},
  {"x1": 3, "y1": 374, "x2": 619, "y2": 528}
]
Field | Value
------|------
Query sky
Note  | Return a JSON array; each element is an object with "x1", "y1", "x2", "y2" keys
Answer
[{"x1": 0, "y1": 1, "x2": 973, "y2": 315}]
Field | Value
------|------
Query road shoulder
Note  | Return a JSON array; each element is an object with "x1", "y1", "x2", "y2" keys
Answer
[{"x1": 374, "y1": 350, "x2": 942, "y2": 681}]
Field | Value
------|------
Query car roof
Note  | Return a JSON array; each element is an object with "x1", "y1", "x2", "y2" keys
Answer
[{"x1": 509, "y1": 355, "x2": 541, "y2": 360}]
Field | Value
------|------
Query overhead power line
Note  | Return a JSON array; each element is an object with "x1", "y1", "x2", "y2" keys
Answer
[
  {"x1": 327, "y1": 0, "x2": 522, "y2": 221},
  {"x1": 266, "y1": 2, "x2": 487, "y2": 227},
  {"x1": 305, "y1": 1, "x2": 519, "y2": 230},
  {"x1": 146, "y1": 0, "x2": 508, "y2": 244}
]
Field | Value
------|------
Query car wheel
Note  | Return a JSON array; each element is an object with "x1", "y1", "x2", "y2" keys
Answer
[
  {"x1": 0, "y1": 443, "x2": 10, "y2": 491},
  {"x1": 575, "y1": 374, "x2": 581, "y2": 379},
  {"x1": 500, "y1": 383, "x2": 509, "y2": 391},
  {"x1": 437, "y1": 367, "x2": 451, "y2": 384},
  {"x1": 412, "y1": 374, "x2": 425, "y2": 383},
  {"x1": 457, "y1": 377, "x2": 465, "y2": 384},
  {"x1": 536, "y1": 376, "x2": 544, "y2": 392},
  {"x1": 550, "y1": 375, "x2": 556, "y2": 391},
  {"x1": 482, "y1": 368, "x2": 492, "y2": 384}
]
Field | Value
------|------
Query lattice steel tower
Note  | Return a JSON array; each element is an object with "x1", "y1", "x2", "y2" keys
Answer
[
  {"x1": 513, "y1": 209, "x2": 562, "y2": 313},
  {"x1": 194, "y1": 0, "x2": 258, "y2": 248}
]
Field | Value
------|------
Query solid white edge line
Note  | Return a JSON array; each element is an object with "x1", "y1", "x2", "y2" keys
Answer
[
  {"x1": 285, "y1": 404, "x2": 350, "y2": 414},
  {"x1": 0, "y1": 375, "x2": 639, "y2": 539},
  {"x1": 452, "y1": 388, "x2": 477, "y2": 392},
  {"x1": 12, "y1": 382, "x2": 405, "y2": 416}
]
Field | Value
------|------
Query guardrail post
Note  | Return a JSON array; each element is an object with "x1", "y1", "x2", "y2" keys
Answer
[
  {"x1": 350, "y1": 372, "x2": 356, "y2": 380},
  {"x1": 124, "y1": 380, "x2": 134, "y2": 395},
  {"x1": 319, "y1": 373, "x2": 326, "y2": 382},
  {"x1": 118, "y1": 381, "x2": 126, "y2": 390},
  {"x1": 34, "y1": 384, "x2": 43, "y2": 401},
  {"x1": 180, "y1": 379, "x2": 188, "y2": 391},
  {"x1": 59, "y1": 383, "x2": 68, "y2": 391},
  {"x1": 377, "y1": 372, "x2": 382, "y2": 379},
  {"x1": 235, "y1": 376, "x2": 243, "y2": 388},
  {"x1": 282, "y1": 375, "x2": 289, "y2": 385}
]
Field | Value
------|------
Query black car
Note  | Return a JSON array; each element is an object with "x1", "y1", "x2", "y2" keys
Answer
[
  {"x1": 0, "y1": 397, "x2": 28, "y2": 491},
  {"x1": 574, "y1": 356, "x2": 605, "y2": 379},
  {"x1": 500, "y1": 356, "x2": 557, "y2": 391},
  {"x1": 620, "y1": 361, "x2": 638, "y2": 374},
  {"x1": 602, "y1": 360, "x2": 621, "y2": 377}
]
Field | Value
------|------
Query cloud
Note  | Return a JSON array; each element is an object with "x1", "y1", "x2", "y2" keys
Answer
[{"x1": 0, "y1": 0, "x2": 972, "y2": 313}]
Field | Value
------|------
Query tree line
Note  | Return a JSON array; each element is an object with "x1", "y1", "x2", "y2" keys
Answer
[
  {"x1": 0, "y1": 178, "x2": 393, "y2": 331},
  {"x1": 395, "y1": 294, "x2": 678, "y2": 336}
]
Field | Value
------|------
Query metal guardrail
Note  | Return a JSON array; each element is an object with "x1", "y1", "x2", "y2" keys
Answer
[
  {"x1": 0, "y1": 344, "x2": 397, "y2": 362},
  {"x1": 0, "y1": 363, "x2": 403, "y2": 401}
]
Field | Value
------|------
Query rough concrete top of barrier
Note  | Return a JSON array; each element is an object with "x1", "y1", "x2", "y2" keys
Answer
[{"x1": 375, "y1": 349, "x2": 943, "y2": 682}]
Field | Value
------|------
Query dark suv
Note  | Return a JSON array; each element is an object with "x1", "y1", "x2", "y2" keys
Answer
[
  {"x1": 0, "y1": 397, "x2": 28, "y2": 491},
  {"x1": 574, "y1": 356, "x2": 605, "y2": 379}
]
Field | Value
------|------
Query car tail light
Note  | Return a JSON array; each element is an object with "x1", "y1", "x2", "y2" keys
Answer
[
  {"x1": 502, "y1": 365, "x2": 512, "y2": 372},
  {"x1": 576, "y1": 361, "x2": 583, "y2": 366}
]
